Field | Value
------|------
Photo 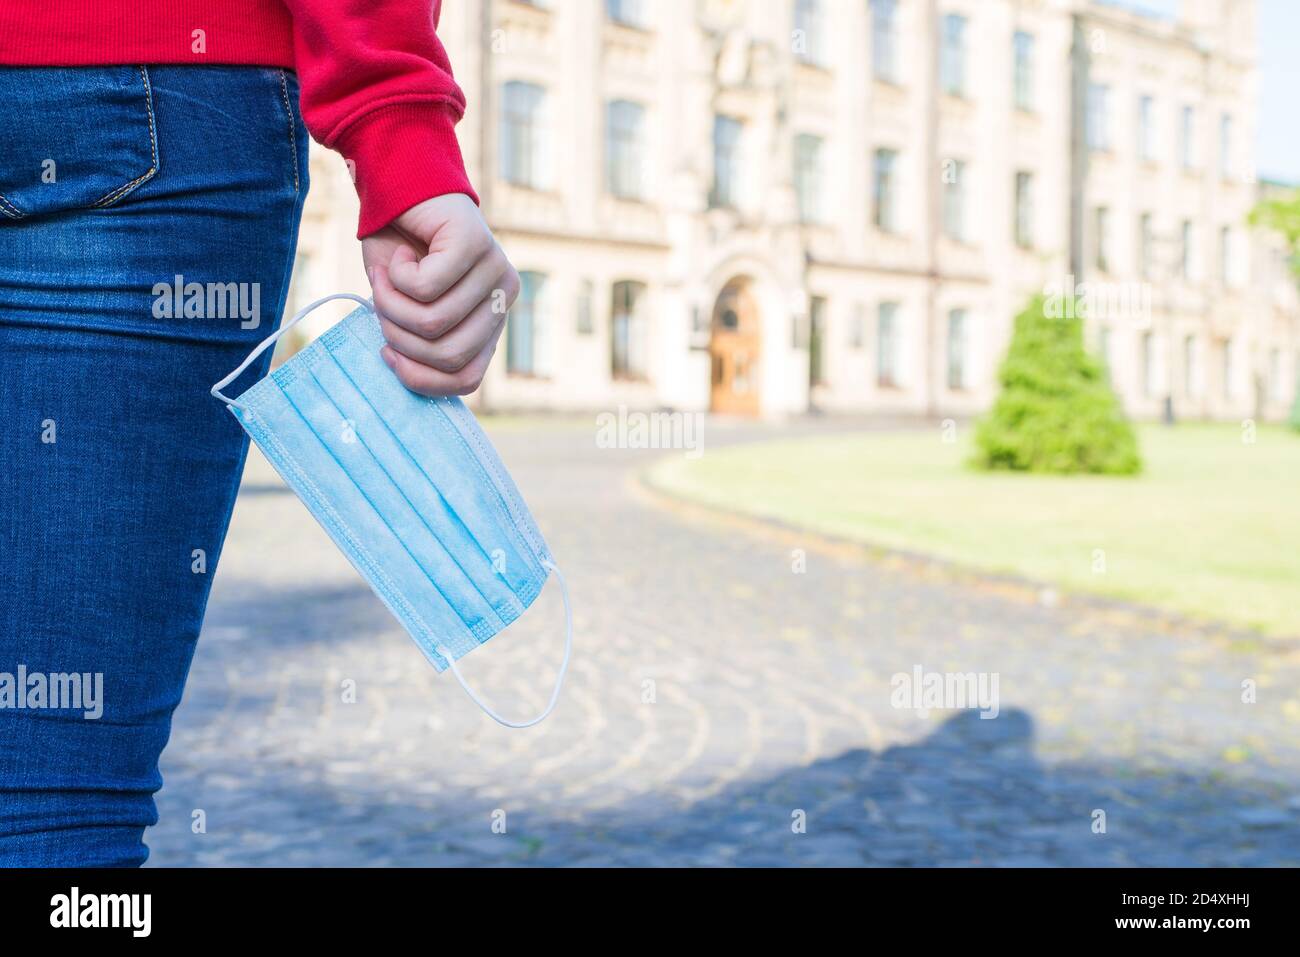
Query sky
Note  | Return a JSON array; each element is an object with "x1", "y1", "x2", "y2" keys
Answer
[
  {"x1": 1254, "y1": 0, "x2": 1300, "y2": 182},
  {"x1": 1116, "y1": 0, "x2": 1299, "y2": 183}
]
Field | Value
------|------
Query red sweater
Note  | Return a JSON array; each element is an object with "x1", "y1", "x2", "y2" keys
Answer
[{"x1": 0, "y1": 0, "x2": 477, "y2": 238}]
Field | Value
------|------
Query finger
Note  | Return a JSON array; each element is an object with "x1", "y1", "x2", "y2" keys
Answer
[
  {"x1": 379, "y1": 296, "x2": 505, "y2": 374},
  {"x1": 388, "y1": 232, "x2": 491, "y2": 303},
  {"x1": 431, "y1": 247, "x2": 518, "y2": 334},
  {"x1": 373, "y1": 250, "x2": 515, "y2": 340},
  {"x1": 381, "y1": 319, "x2": 506, "y2": 398},
  {"x1": 371, "y1": 263, "x2": 456, "y2": 338}
]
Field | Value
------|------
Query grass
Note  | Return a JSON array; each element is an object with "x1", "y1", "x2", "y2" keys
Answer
[{"x1": 648, "y1": 423, "x2": 1300, "y2": 638}]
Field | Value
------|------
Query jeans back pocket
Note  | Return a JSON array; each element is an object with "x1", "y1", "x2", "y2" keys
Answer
[{"x1": 0, "y1": 66, "x2": 159, "y2": 220}]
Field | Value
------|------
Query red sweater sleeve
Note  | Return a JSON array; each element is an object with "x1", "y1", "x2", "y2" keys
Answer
[{"x1": 282, "y1": 0, "x2": 479, "y2": 238}]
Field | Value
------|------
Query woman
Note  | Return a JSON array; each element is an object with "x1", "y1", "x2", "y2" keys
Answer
[{"x1": 0, "y1": 0, "x2": 517, "y2": 866}]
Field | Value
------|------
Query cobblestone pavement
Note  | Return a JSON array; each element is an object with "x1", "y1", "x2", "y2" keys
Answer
[{"x1": 149, "y1": 419, "x2": 1300, "y2": 866}]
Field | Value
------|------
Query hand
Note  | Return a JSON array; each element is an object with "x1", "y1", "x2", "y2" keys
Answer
[{"x1": 362, "y1": 193, "x2": 519, "y2": 397}]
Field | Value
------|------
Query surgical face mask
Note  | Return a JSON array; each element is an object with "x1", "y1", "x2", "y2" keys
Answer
[{"x1": 212, "y1": 294, "x2": 571, "y2": 728}]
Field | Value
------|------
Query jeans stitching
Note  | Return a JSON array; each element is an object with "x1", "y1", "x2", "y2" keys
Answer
[
  {"x1": 88, "y1": 66, "x2": 159, "y2": 209},
  {"x1": 277, "y1": 70, "x2": 300, "y2": 195},
  {"x1": 0, "y1": 66, "x2": 158, "y2": 217}
]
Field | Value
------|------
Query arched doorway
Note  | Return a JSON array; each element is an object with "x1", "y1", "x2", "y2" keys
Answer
[{"x1": 709, "y1": 278, "x2": 762, "y2": 416}]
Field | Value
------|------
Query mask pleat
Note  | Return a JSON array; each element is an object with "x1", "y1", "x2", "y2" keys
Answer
[
  {"x1": 308, "y1": 353, "x2": 518, "y2": 626},
  {"x1": 226, "y1": 305, "x2": 558, "y2": 672},
  {"x1": 328, "y1": 323, "x2": 546, "y2": 603},
  {"x1": 434, "y1": 397, "x2": 552, "y2": 562},
  {"x1": 247, "y1": 379, "x2": 481, "y2": 661},
  {"x1": 282, "y1": 364, "x2": 508, "y2": 638}
]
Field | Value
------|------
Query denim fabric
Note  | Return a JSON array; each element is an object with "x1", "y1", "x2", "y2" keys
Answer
[{"x1": 0, "y1": 65, "x2": 309, "y2": 866}]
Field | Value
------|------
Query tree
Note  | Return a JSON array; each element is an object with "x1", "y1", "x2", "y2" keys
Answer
[
  {"x1": 1249, "y1": 188, "x2": 1300, "y2": 431},
  {"x1": 973, "y1": 295, "x2": 1142, "y2": 475},
  {"x1": 1249, "y1": 190, "x2": 1300, "y2": 277}
]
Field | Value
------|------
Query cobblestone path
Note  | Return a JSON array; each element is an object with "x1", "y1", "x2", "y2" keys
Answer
[{"x1": 148, "y1": 421, "x2": 1300, "y2": 866}]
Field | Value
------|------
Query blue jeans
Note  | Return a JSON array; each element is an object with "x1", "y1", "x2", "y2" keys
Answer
[{"x1": 0, "y1": 66, "x2": 309, "y2": 866}]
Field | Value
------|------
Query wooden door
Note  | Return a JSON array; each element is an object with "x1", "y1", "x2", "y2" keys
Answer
[{"x1": 709, "y1": 280, "x2": 761, "y2": 416}]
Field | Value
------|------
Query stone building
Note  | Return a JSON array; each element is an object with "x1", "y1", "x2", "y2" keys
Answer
[{"x1": 289, "y1": 0, "x2": 1298, "y2": 421}]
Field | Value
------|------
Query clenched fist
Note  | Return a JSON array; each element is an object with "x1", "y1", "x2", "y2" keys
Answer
[{"x1": 362, "y1": 193, "x2": 520, "y2": 397}]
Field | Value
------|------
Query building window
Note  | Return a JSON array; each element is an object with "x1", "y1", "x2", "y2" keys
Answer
[
  {"x1": 942, "y1": 160, "x2": 966, "y2": 242},
  {"x1": 606, "y1": 100, "x2": 646, "y2": 200},
  {"x1": 947, "y1": 309, "x2": 969, "y2": 390},
  {"x1": 872, "y1": 0, "x2": 899, "y2": 83},
  {"x1": 1138, "y1": 95, "x2": 1156, "y2": 162},
  {"x1": 1219, "y1": 113, "x2": 1233, "y2": 180},
  {"x1": 794, "y1": 134, "x2": 824, "y2": 224},
  {"x1": 1180, "y1": 220, "x2": 1193, "y2": 279},
  {"x1": 1014, "y1": 171, "x2": 1034, "y2": 249},
  {"x1": 1141, "y1": 331, "x2": 1155, "y2": 397},
  {"x1": 1094, "y1": 206, "x2": 1110, "y2": 273},
  {"x1": 711, "y1": 115, "x2": 743, "y2": 209},
  {"x1": 611, "y1": 280, "x2": 648, "y2": 380},
  {"x1": 507, "y1": 271, "x2": 546, "y2": 376},
  {"x1": 1086, "y1": 83, "x2": 1110, "y2": 152},
  {"x1": 1219, "y1": 226, "x2": 1230, "y2": 285},
  {"x1": 794, "y1": 0, "x2": 826, "y2": 66},
  {"x1": 501, "y1": 81, "x2": 547, "y2": 188},
  {"x1": 877, "y1": 302, "x2": 900, "y2": 387},
  {"x1": 873, "y1": 148, "x2": 898, "y2": 233},
  {"x1": 605, "y1": 0, "x2": 644, "y2": 28},
  {"x1": 576, "y1": 279, "x2": 594, "y2": 335},
  {"x1": 849, "y1": 304, "x2": 867, "y2": 349},
  {"x1": 1180, "y1": 105, "x2": 1195, "y2": 169},
  {"x1": 809, "y1": 297, "x2": 828, "y2": 386},
  {"x1": 1184, "y1": 334, "x2": 1198, "y2": 398},
  {"x1": 1139, "y1": 213, "x2": 1154, "y2": 280},
  {"x1": 940, "y1": 14, "x2": 967, "y2": 96},
  {"x1": 1222, "y1": 338, "x2": 1235, "y2": 399},
  {"x1": 1013, "y1": 31, "x2": 1034, "y2": 111}
]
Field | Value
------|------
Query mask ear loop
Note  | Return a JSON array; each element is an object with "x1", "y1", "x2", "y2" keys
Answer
[
  {"x1": 213, "y1": 293, "x2": 573, "y2": 728},
  {"x1": 436, "y1": 559, "x2": 573, "y2": 729},
  {"x1": 211, "y1": 293, "x2": 374, "y2": 411}
]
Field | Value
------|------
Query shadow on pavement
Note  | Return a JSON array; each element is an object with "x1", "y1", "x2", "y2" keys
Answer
[{"x1": 152, "y1": 702, "x2": 1300, "y2": 867}]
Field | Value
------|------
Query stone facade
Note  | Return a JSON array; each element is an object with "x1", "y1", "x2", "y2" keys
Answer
[{"x1": 289, "y1": 0, "x2": 1298, "y2": 422}]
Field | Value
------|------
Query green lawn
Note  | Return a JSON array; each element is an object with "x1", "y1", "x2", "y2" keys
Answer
[{"x1": 647, "y1": 424, "x2": 1300, "y2": 638}]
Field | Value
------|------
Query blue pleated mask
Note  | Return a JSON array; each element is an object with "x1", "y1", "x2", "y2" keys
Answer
[{"x1": 212, "y1": 294, "x2": 571, "y2": 728}]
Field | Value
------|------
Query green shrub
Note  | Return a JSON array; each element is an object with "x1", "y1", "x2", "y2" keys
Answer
[{"x1": 973, "y1": 295, "x2": 1142, "y2": 475}]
